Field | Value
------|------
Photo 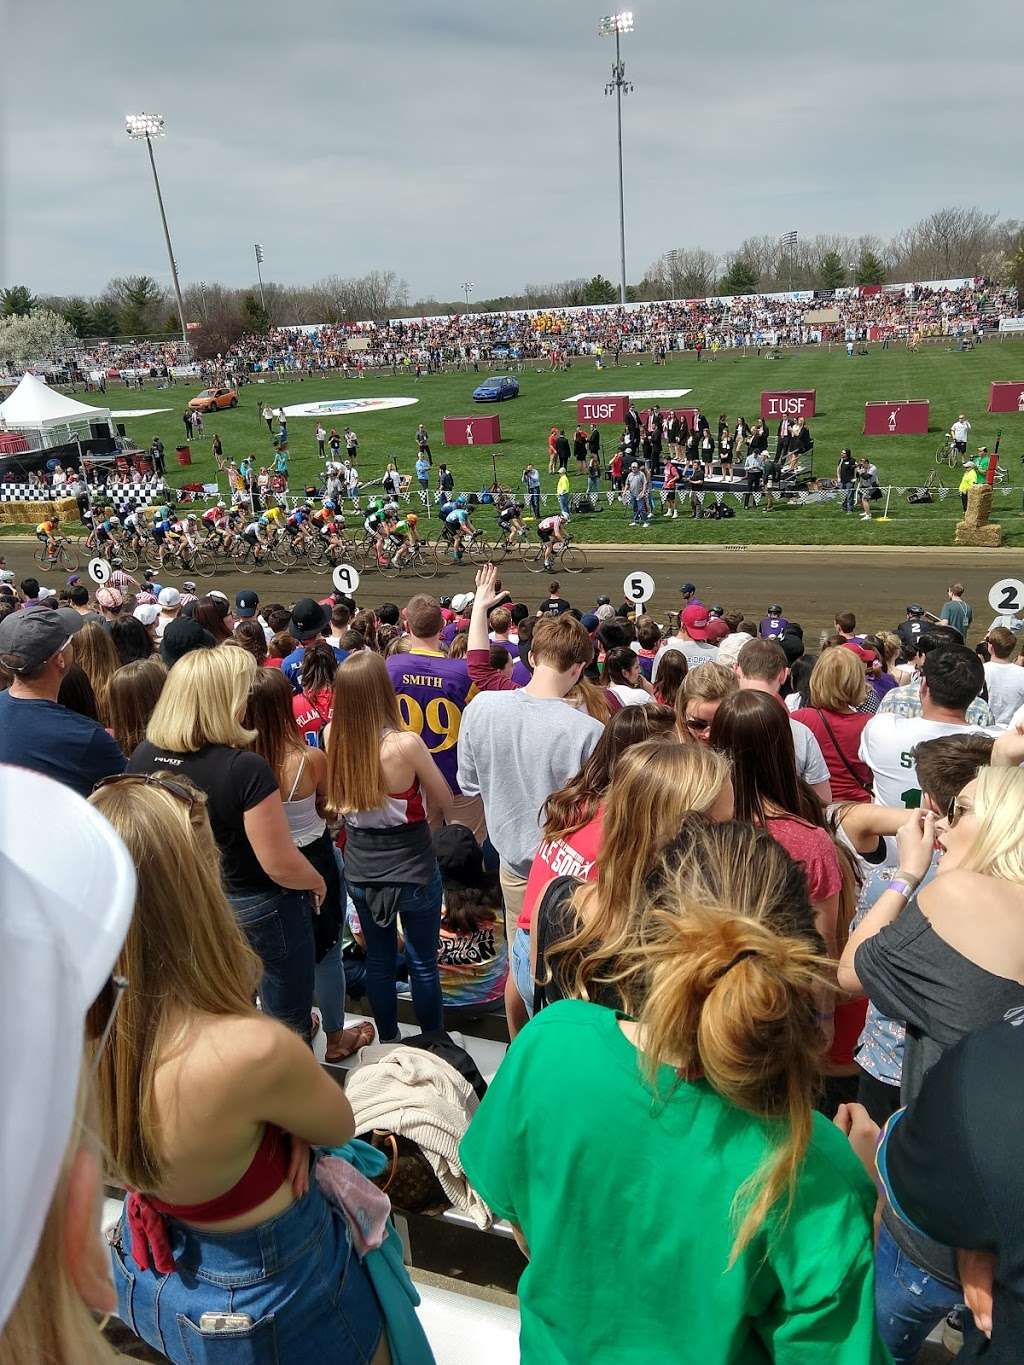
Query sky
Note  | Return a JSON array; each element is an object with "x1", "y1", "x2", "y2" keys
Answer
[{"x1": 3, "y1": 0, "x2": 1023, "y2": 305}]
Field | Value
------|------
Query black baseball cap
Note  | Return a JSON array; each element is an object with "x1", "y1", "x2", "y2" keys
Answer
[
  {"x1": 235, "y1": 590, "x2": 259, "y2": 618},
  {"x1": 289, "y1": 597, "x2": 329, "y2": 641},
  {"x1": 680, "y1": 582, "x2": 696, "y2": 595},
  {"x1": 906, "y1": 604, "x2": 924, "y2": 616},
  {"x1": 159, "y1": 616, "x2": 215, "y2": 667},
  {"x1": 433, "y1": 824, "x2": 485, "y2": 888}
]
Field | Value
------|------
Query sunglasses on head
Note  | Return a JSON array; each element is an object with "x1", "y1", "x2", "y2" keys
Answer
[{"x1": 92, "y1": 771, "x2": 200, "y2": 810}]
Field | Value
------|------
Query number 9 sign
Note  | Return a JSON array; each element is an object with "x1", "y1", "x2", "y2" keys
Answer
[
  {"x1": 87, "y1": 557, "x2": 111, "y2": 586},
  {"x1": 988, "y1": 578, "x2": 1024, "y2": 616},
  {"x1": 623, "y1": 570, "x2": 655, "y2": 606},
  {"x1": 332, "y1": 563, "x2": 361, "y2": 595}
]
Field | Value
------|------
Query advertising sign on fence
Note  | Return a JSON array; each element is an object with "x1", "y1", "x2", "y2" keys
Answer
[
  {"x1": 988, "y1": 382, "x2": 1024, "y2": 413},
  {"x1": 442, "y1": 415, "x2": 501, "y2": 446},
  {"x1": 761, "y1": 390, "x2": 817, "y2": 420},
  {"x1": 998, "y1": 317, "x2": 1024, "y2": 333},
  {"x1": 576, "y1": 395, "x2": 629, "y2": 424},
  {"x1": 863, "y1": 400, "x2": 930, "y2": 435}
]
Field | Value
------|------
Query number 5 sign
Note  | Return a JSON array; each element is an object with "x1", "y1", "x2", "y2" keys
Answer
[
  {"x1": 988, "y1": 578, "x2": 1024, "y2": 616},
  {"x1": 332, "y1": 563, "x2": 361, "y2": 595},
  {"x1": 623, "y1": 570, "x2": 655, "y2": 605}
]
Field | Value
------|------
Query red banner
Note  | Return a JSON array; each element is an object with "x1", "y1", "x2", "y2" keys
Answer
[
  {"x1": 442, "y1": 415, "x2": 501, "y2": 446},
  {"x1": 576, "y1": 395, "x2": 628, "y2": 424},
  {"x1": 761, "y1": 389, "x2": 817, "y2": 420},
  {"x1": 863, "y1": 400, "x2": 930, "y2": 435},
  {"x1": 988, "y1": 382, "x2": 1024, "y2": 414}
]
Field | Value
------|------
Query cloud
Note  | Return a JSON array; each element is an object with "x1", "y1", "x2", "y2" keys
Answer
[{"x1": 2, "y1": 0, "x2": 1022, "y2": 301}]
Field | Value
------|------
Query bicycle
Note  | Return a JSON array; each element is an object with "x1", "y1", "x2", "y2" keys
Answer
[
  {"x1": 525, "y1": 535, "x2": 587, "y2": 574},
  {"x1": 488, "y1": 526, "x2": 533, "y2": 564},
  {"x1": 934, "y1": 438, "x2": 958, "y2": 468},
  {"x1": 160, "y1": 541, "x2": 217, "y2": 578},
  {"x1": 432, "y1": 529, "x2": 492, "y2": 569},
  {"x1": 33, "y1": 535, "x2": 79, "y2": 573},
  {"x1": 379, "y1": 539, "x2": 438, "y2": 580},
  {"x1": 231, "y1": 537, "x2": 274, "y2": 573}
]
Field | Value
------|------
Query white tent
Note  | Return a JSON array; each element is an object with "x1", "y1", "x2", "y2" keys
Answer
[{"x1": 0, "y1": 373, "x2": 112, "y2": 449}]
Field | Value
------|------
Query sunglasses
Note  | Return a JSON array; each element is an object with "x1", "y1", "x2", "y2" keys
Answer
[
  {"x1": 684, "y1": 715, "x2": 713, "y2": 733},
  {"x1": 92, "y1": 771, "x2": 200, "y2": 810},
  {"x1": 945, "y1": 795, "x2": 974, "y2": 827}
]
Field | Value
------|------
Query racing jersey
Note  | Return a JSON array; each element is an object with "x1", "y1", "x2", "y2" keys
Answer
[
  {"x1": 445, "y1": 509, "x2": 470, "y2": 528},
  {"x1": 36, "y1": 520, "x2": 57, "y2": 535},
  {"x1": 538, "y1": 515, "x2": 565, "y2": 534}
]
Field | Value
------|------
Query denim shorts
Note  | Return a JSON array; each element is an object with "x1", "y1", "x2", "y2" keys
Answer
[
  {"x1": 511, "y1": 926, "x2": 534, "y2": 1016},
  {"x1": 111, "y1": 1179, "x2": 382, "y2": 1364}
]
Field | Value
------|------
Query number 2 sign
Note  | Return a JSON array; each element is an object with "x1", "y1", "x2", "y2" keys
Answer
[
  {"x1": 988, "y1": 578, "x2": 1024, "y2": 616},
  {"x1": 623, "y1": 571, "x2": 655, "y2": 605}
]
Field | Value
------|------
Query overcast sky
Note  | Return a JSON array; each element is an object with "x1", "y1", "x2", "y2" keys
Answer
[{"x1": 3, "y1": 0, "x2": 1022, "y2": 303}]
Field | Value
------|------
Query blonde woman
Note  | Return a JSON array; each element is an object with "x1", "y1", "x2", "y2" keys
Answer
[
  {"x1": 90, "y1": 776, "x2": 388, "y2": 1365},
  {"x1": 533, "y1": 739, "x2": 733, "y2": 1011},
  {"x1": 840, "y1": 764, "x2": 1024, "y2": 1362},
  {"x1": 461, "y1": 818, "x2": 887, "y2": 1365},
  {"x1": 326, "y1": 651, "x2": 453, "y2": 1042},
  {"x1": 128, "y1": 646, "x2": 326, "y2": 1041},
  {"x1": 675, "y1": 660, "x2": 737, "y2": 744},
  {"x1": 791, "y1": 647, "x2": 873, "y2": 803}
]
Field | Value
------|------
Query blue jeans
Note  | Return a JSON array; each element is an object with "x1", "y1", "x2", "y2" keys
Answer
[
  {"x1": 841, "y1": 480, "x2": 856, "y2": 512},
  {"x1": 111, "y1": 1180, "x2": 382, "y2": 1365},
  {"x1": 558, "y1": 493, "x2": 570, "y2": 518},
  {"x1": 349, "y1": 865, "x2": 443, "y2": 1041},
  {"x1": 229, "y1": 888, "x2": 316, "y2": 1043},
  {"x1": 511, "y1": 927, "x2": 534, "y2": 1016},
  {"x1": 528, "y1": 488, "x2": 541, "y2": 518},
  {"x1": 875, "y1": 1222, "x2": 963, "y2": 1364}
]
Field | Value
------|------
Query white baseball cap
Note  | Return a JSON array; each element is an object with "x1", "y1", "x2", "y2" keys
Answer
[
  {"x1": 451, "y1": 592, "x2": 475, "y2": 614},
  {"x1": 0, "y1": 766, "x2": 135, "y2": 1332},
  {"x1": 133, "y1": 603, "x2": 160, "y2": 627},
  {"x1": 157, "y1": 587, "x2": 181, "y2": 609}
]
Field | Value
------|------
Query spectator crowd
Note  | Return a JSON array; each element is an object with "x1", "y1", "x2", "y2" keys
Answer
[{"x1": 2, "y1": 557, "x2": 1024, "y2": 1364}]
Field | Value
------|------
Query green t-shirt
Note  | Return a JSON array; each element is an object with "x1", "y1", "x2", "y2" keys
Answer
[
  {"x1": 461, "y1": 1001, "x2": 888, "y2": 1365},
  {"x1": 940, "y1": 598, "x2": 972, "y2": 639}
]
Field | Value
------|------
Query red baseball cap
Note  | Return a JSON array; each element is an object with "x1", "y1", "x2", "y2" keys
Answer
[
  {"x1": 705, "y1": 618, "x2": 731, "y2": 644},
  {"x1": 682, "y1": 603, "x2": 713, "y2": 641},
  {"x1": 842, "y1": 641, "x2": 878, "y2": 665}
]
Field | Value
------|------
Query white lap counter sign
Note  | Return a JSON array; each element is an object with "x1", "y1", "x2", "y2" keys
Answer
[
  {"x1": 332, "y1": 563, "x2": 361, "y2": 595},
  {"x1": 87, "y1": 557, "x2": 111, "y2": 586},
  {"x1": 623, "y1": 570, "x2": 655, "y2": 607},
  {"x1": 988, "y1": 578, "x2": 1024, "y2": 615}
]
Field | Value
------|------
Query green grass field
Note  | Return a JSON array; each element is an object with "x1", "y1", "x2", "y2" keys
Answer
[{"x1": 59, "y1": 342, "x2": 1024, "y2": 546}]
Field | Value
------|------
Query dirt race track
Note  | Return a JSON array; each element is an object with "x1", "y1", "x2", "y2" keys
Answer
[{"x1": 5, "y1": 541, "x2": 1016, "y2": 645}]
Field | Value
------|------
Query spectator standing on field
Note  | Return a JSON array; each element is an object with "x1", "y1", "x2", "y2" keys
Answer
[
  {"x1": 940, "y1": 581, "x2": 972, "y2": 639},
  {"x1": 315, "y1": 422, "x2": 326, "y2": 457},
  {"x1": 950, "y1": 412, "x2": 971, "y2": 454},
  {"x1": 626, "y1": 463, "x2": 650, "y2": 527}
]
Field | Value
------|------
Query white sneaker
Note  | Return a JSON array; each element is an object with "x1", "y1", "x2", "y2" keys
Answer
[{"x1": 860, "y1": 513, "x2": 871, "y2": 520}]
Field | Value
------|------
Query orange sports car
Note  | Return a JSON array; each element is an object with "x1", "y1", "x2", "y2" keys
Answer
[{"x1": 189, "y1": 386, "x2": 238, "y2": 412}]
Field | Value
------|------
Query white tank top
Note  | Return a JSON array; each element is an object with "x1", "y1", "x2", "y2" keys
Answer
[{"x1": 283, "y1": 754, "x2": 326, "y2": 847}]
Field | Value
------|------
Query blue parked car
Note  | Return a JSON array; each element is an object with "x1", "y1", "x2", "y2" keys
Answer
[{"x1": 472, "y1": 375, "x2": 519, "y2": 402}]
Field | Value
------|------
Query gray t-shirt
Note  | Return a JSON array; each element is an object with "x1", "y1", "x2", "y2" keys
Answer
[
  {"x1": 983, "y1": 660, "x2": 1024, "y2": 727},
  {"x1": 456, "y1": 691, "x2": 603, "y2": 876},
  {"x1": 856, "y1": 902, "x2": 1024, "y2": 1284},
  {"x1": 651, "y1": 638, "x2": 720, "y2": 680}
]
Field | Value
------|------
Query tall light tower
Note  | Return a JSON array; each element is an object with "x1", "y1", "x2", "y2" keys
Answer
[
  {"x1": 461, "y1": 281, "x2": 474, "y2": 309},
  {"x1": 599, "y1": 11, "x2": 635, "y2": 308},
  {"x1": 780, "y1": 229, "x2": 798, "y2": 293},
  {"x1": 124, "y1": 113, "x2": 188, "y2": 346},
  {"x1": 254, "y1": 243, "x2": 267, "y2": 310}
]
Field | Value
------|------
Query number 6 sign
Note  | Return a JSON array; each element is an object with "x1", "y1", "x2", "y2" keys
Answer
[
  {"x1": 87, "y1": 557, "x2": 112, "y2": 586},
  {"x1": 332, "y1": 563, "x2": 361, "y2": 595},
  {"x1": 623, "y1": 570, "x2": 655, "y2": 605}
]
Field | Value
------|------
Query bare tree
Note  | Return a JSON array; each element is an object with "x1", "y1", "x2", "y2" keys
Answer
[{"x1": 648, "y1": 247, "x2": 719, "y2": 300}]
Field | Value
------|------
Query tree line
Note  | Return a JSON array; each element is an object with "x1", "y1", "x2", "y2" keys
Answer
[{"x1": 3, "y1": 207, "x2": 1022, "y2": 362}]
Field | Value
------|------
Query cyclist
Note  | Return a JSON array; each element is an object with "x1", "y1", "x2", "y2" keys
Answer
[
  {"x1": 151, "y1": 506, "x2": 174, "y2": 564},
  {"x1": 35, "y1": 513, "x2": 60, "y2": 560},
  {"x1": 201, "y1": 501, "x2": 225, "y2": 534},
  {"x1": 93, "y1": 513, "x2": 122, "y2": 554},
  {"x1": 387, "y1": 511, "x2": 420, "y2": 569},
  {"x1": 363, "y1": 498, "x2": 392, "y2": 562},
  {"x1": 496, "y1": 496, "x2": 527, "y2": 546},
  {"x1": 174, "y1": 513, "x2": 202, "y2": 557},
  {"x1": 121, "y1": 508, "x2": 143, "y2": 549},
  {"x1": 241, "y1": 514, "x2": 271, "y2": 563},
  {"x1": 263, "y1": 502, "x2": 285, "y2": 534},
  {"x1": 537, "y1": 512, "x2": 569, "y2": 571},
  {"x1": 443, "y1": 497, "x2": 477, "y2": 561}
]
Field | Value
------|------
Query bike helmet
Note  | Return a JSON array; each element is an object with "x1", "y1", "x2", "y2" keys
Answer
[
  {"x1": 372, "y1": 498, "x2": 384, "y2": 512},
  {"x1": 158, "y1": 505, "x2": 170, "y2": 519},
  {"x1": 259, "y1": 515, "x2": 269, "y2": 526},
  {"x1": 186, "y1": 513, "x2": 198, "y2": 522},
  {"x1": 109, "y1": 516, "x2": 121, "y2": 528},
  {"x1": 182, "y1": 581, "x2": 197, "y2": 593},
  {"x1": 407, "y1": 513, "x2": 418, "y2": 527},
  {"x1": 216, "y1": 500, "x2": 226, "y2": 509},
  {"x1": 323, "y1": 499, "x2": 336, "y2": 510},
  {"x1": 456, "y1": 495, "x2": 467, "y2": 508}
]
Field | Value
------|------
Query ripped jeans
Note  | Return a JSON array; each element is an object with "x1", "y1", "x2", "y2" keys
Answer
[{"x1": 874, "y1": 1222, "x2": 963, "y2": 1364}]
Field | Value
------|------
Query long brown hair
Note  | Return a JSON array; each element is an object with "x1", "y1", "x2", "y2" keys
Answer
[
  {"x1": 244, "y1": 666, "x2": 307, "y2": 789},
  {"x1": 675, "y1": 660, "x2": 737, "y2": 740},
  {"x1": 89, "y1": 776, "x2": 262, "y2": 1189},
  {"x1": 547, "y1": 740, "x2": 732, "y2": 1007},
  {"x1": 326, "y1": 650, "x2": 402, "y2": 813},
  {"x1": 541, "y1": 703, "x2": 676, "y2": 840},
  {"x1": 300, "y1": 639, "x2": 339, "y2": 695},
  {"x1": 654, "y1": 651, "x2": 687, "y2": 708},
  {"x1": 625, "y1": 817, "x2": 832, "y2": 1263},
  {"x1": 72, "y1": 621, "x2": 119, "y2": 723},
  {"x1": 710, "y1": 689, "x2": 822, "y2": 827},
  {"x1": 106, "y1": 658, "x2": 167, "y2": 757},
  {"x1": 566, "y1": 674, "x2": 614, "y2": 723}
]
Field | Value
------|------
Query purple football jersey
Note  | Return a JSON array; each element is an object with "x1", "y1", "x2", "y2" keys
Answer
[{"x1": 385, "y1": 649, "x2": 474, "y2": 793}]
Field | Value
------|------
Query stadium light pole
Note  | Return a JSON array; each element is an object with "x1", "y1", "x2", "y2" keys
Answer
[
  {"x1": 461, "y1": 281, "x2": 474, "y2": 309},
  {"x1": 254, "y1": 244, "x2": 267, "y2": 310},
  {"x1": 599, "y1": 12, "x2": 635, "y2": 308},
  {"x1": 780, "y1": 229, "x2": 798, "y2": 293},
  {"x1": 125, "y1": 113, "x2": 188, "y2": 347}
]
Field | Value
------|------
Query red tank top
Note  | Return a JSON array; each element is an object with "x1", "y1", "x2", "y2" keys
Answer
[{"x1": 125, "y1": 1125, "x2": 290, "y2": 1273}]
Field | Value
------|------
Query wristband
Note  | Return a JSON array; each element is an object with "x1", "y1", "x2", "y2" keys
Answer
[
  {"x1": 886, "y1": 877, "x2": 919, "y2": 901},
  {"x1": 894, "y1": 868, "x2": 923, "y2": 890}
]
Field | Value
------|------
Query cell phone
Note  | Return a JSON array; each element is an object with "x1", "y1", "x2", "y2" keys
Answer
[{"x1": 198, "y1": 1312, "x2": 254, "y2": 1334}]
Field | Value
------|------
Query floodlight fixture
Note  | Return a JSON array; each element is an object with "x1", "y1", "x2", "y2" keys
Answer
[
  {"x1": 597, "y1": 13, "x2": 636, "y2": 306},
  {"x1": 124, "y1": 112, "x2": 188, "y2": 346},
  {"x1": 461, "y1": 281, "x2": 475, "y2": 307}
]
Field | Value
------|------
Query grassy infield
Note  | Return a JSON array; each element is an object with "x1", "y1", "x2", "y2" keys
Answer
[{"x1": 27, "y1": 341, "x2": 1024, "y2": 546}]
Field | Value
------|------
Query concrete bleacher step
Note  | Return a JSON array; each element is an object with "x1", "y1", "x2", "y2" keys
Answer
[{"x1": 411, "y1": 1274, "x2": 519, "y2": 1364}]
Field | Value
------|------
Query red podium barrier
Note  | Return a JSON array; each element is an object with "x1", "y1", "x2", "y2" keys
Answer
[
  {"x1": 638, "y1": 406, "x2": 698, "y2": 431},
  {"x1": 988, "y1": 382, "x2": 1024, "y2": 414},
  {"x1": 863, "y1": 400, "x2": 929, "y2": 435},
  {"x1": 761, "y1": 389, "x2": 817, "y2": 420},
  {"x1": 443, "y1": 415, "x2": 501, "y2": 446},
  {"x1": 576, "y1": 395, "x2": 628, "y2": 424}
]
